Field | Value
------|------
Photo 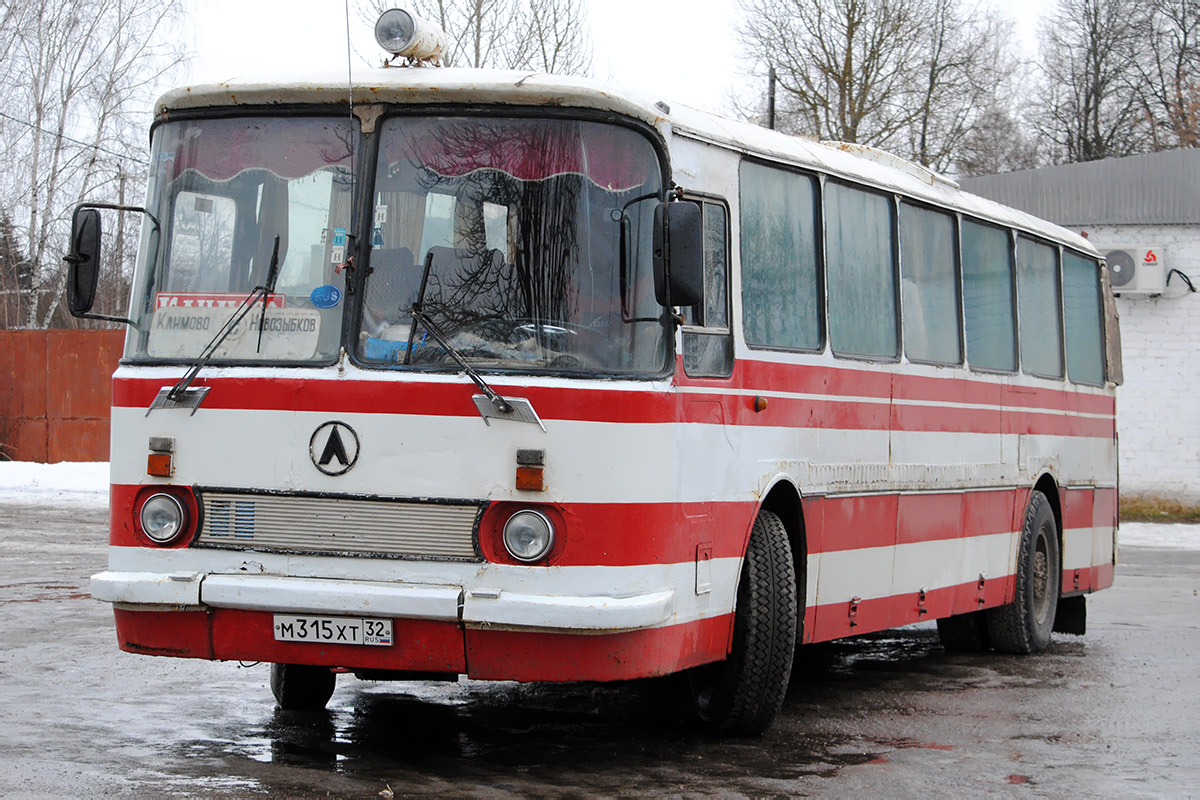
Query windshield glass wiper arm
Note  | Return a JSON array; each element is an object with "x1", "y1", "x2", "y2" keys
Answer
[
  {"x1": 407, "y1": 306, "x2": 513, "y2": 414},
  {"x1": 166, "y1": 235, "x2": 282, "y2": 403}
]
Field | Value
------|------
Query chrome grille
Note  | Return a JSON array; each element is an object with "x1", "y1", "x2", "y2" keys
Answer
[{"x1": 197, "y1": 492, "x2": 481, "y2": 560}]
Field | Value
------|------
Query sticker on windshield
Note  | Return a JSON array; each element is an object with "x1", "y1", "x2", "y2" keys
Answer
[
  {"x1": 332, "y1": 227, "x2": 347, "y2": 247},
  {"x1": 155, "y1": 292, "x2": 285, "y2": 309},
  {"x1": 147, "y1": 306, "x2": 321, "y2": 360},
  {"x1": 372, "y1": 227, "x2": 384, "y2": 248},
  {"x1": 311, "y1": 285, "x2": 343, "y2": 308},
  {"x1": 330, "y1": 245, "x2": 345, "y2": 265}
]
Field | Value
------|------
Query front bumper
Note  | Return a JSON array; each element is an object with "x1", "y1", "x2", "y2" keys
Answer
[{"x1": 91, "y1": 570, "x2": 677, "y2": 632}]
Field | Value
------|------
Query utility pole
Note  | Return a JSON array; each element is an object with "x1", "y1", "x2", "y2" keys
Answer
[
  {"x1": 113, "y1": 164, "x2": 127, "y2": 322},
  {"x1": 767, "y1": 65, "x2": 777, "y2": 131}
]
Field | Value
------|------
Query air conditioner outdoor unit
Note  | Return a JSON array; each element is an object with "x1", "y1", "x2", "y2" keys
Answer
[{"x1": 1101, "y1": 245, "x2": 1166, "y2": 294}]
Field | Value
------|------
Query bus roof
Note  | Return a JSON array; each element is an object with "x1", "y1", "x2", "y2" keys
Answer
[{"x1": 157, "y1": 68, "x2": 1096, "y2": 256}]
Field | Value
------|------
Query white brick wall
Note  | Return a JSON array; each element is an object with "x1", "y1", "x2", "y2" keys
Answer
[{"x1": 1083, "y1": 224, "x2": 1200, "y2": 504}]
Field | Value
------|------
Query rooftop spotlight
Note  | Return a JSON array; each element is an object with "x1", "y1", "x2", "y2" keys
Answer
[{"x1": 375, "y1": 8, "x2": 447, "y2": 66}]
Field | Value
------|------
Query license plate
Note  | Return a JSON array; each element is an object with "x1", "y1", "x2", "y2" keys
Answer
[{"x1": 273, "y1": 614, "x2": 393, "y2": 646}]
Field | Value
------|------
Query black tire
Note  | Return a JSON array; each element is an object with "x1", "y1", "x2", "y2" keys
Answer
[
  {"x1": 987, "y1": 490, "x2": 1061, "y2": 654},
  {"x1": 937, "y1": 610, "x2": 991, "y2": 652},
  {"x1": 270, "y1": 663, "x2": 336, "y2": 711},
  {"x1": 686, "y1": 510, "x2": 797, "y2": 735}
]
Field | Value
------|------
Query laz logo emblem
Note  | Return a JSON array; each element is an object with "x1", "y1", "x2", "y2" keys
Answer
[{"x1": 309, "y1": 421, "x2": 360, "y2": 476}]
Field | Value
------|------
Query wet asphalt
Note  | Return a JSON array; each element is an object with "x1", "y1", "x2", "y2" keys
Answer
[{"x1": 1, "y1": 501, "x2": 1198, "y2": 798}]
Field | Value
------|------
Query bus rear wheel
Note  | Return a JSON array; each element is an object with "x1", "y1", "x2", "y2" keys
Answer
[
  {"x1": 686, "y1": 509, "x2": 797, "y2": 735},
  {"x1": 270, "y1": 663, "x2": 336, "y2": 711},
  {"x1": 988, "y1": 490, "x2": 1061, "y2": 654}
]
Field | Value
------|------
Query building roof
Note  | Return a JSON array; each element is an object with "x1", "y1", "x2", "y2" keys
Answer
[{"x1": 960, "y1": 149, "x2": 1200, "y2": 227}]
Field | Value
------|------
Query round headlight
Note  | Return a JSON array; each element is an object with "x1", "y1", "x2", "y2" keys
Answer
[
  {"x1": 375, "y1": 9, "x2": 417, "y2": 54},
  {"x1": 503, "y1": 510, "x2": 555, "y2": 562},
  {"x1": 141, "y1": 493, "x2": 187, "y2": 544}
]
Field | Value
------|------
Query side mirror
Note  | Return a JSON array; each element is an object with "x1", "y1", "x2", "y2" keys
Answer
[
  {"x1": 66, "y1": 207, "x2": 102, "y2": 316},
  {"x1": 652, "y1": 201, "x2": 703, "y2": 308}
]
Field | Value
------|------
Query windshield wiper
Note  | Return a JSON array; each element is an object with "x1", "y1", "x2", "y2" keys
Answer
[
  {"x1": 154, "y1": 235, "x2": 282, "y2": 411},
  {"x1": 402, "y1": 249, "x2": 547, "y2": 431},
  {"x1": 408, "y1": 305, "x2": 512, "y2": 414},
  {"x1": 403, "y1": 250, "x2": 509, "y2": 413}
]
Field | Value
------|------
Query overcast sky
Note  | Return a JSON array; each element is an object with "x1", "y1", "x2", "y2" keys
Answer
[{"x1": 183, "y1": 0, "x2": 1052, "y2": 116}]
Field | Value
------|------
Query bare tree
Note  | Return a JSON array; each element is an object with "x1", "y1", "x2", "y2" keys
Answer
[
  {"x1": 1037, "y1": 0, "x2": 1154, "y2": 163},
  {"x1": 906, "y1": 1, "x2": 1026, "y2": 173},
  {"x1": 0, "y1": 0, "x2": 188, "y2": 329},
  {"x1": 1135, "y1": 0, "x2": 1200, "y2": 149},
  {"x1": 0, "y1": 212, "x2": 30, "y2": 329},
  {"x1": 955, "y1": 106, "x2": 1042, "y2": 176},
  {"x1": 363, "y1": 0, "x2": 590, "y2": 74},
  {"x1": 737, "y1": 0, "x2": 1023, "y2": 172},
  {"x1": 738, "y1": 0, "x2": 921, "y2": 149},
  {"x1": 512, "y1": 0, "x2": 591, "y2": 75}
]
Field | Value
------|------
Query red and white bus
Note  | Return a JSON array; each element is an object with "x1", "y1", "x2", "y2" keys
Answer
[{"x1": 74, "y1": 10, "x2": 1121, "y2": 735}]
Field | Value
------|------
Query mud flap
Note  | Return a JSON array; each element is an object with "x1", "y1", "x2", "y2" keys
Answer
[{"x1": 1053, "y1": 594, "x2": 1086, "y2": 635}]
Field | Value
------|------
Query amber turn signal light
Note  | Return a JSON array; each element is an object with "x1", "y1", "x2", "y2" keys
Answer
[
  {"x1": 515, "y1": 448, "x2": 546, "y2": 492},
  {"x1": 147, "y1": 453, "x2": 173, "y2": 477}
]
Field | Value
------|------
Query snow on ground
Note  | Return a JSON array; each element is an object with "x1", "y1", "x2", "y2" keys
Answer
[
  {"x1": 0, "y1": 461, "x2": 108, "y2": 507},
  {"x1": 0, "y1": 462, "x2": 1196, "y2": 549},
  {"x1": 1118, "y1": 522, "x2": 1200, "y2": 550}
]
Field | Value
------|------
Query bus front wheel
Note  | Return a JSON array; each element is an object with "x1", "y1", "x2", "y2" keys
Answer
[
  {"x1": 686, "y1": 509, "x2": 797, "y2": 735},
  {"x1": 270, "y1": 663, "x2": 336, "y2": 711},
  {"x1": 988, "y1": 490, "x2": 1061, "y2": 654}
]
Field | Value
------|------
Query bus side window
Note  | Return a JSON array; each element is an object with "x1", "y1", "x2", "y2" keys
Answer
[
  {"x1": 825, "y1": 182, "x2": 898, "y2": 360},
  {"x1": 961, "y1": 219, "x2": 1017, "y2": 372},
  {"x1": 899, "y1": 202, "x2": 961, "y2": 365},
  {"x1": 681, "y1": 200, "x2": 733, "y2": 378},
  {"x1": 1062, "y1": 251, "x2": 1105, "y2": 385},
  {"x1": 739, "y1": 161, "x2": 822, "y2": 353},
  {"x1": 1016, "y1": 236, "x2": 1065, "y2": 379}
]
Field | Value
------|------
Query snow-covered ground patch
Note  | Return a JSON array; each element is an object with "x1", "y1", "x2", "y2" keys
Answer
[
  {"x1": 0, "y1": 462, "x2": 1198, "y2": 550},
  {"x1": 0, "y1": 461, "x2": 108, "y2": 507},
  {"x1": 1118, "y1": 522, "x2": 1200, "y2": 550}
]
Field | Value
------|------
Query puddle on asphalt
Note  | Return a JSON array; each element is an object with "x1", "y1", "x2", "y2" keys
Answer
[
  {"x1": 157, "y1": 624, "x2": 1100, "y2": 792},
  {"x1": 156, "y1": 628, "x2": 965, "y2": 786}
]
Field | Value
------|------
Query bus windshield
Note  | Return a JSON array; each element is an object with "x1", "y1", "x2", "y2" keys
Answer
[
  {"x1": 359, "y1": 116, "x2": 668, "y2": 376},
  {"x1": 127, "y1": 116, "x2": 354, "y2": 363}
]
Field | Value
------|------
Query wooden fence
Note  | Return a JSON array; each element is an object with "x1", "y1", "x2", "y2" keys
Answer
[{"x1": 0, "y1": 330, "x2": 125, "y2": 462}]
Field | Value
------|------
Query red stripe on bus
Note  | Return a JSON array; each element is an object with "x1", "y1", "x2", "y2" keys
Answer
[
  {"x1": 113, "y1": 607, "x2": 468, "y2": 672},
  {"x1": 807, "y1": 490, "x2": 1019, "y2": 553},
  {"x1": 1063, "y1": 487, "x2": 1096, "y2": 531},
  {"x1": 113, "y1": 363, "x2": 1114, "y2": 436},
  {"x1": 113, "y1": 376, "x2": 678, "y2": 424},
  {"x1": 112, "y1": 485, "x2": 1043, "y2": 566},
  {"x1": 113, "y1": 606, "x2": 732, "y2": 682},
  {"x1": 1002, "y1": 382, "x2": 1114, "y2": 415},
  {"x1": 1062, "y1": 562, "x2": 1116, "y2": 594},
  {"x1": 114, "y1": 568, "x2": 1108, "y2": 679},
  {"x1": 464, "y1": 615, "x2": 732, "y2": 682},
  {"x1": 113, "y1": 608, "x2": 215, "y2": 659},
  {"x1": 1094, "y1": 488, "x2": 1118, "y2": 528},
  {"x1": 109, "y1": 485, "x2": 761, "y2": 565},
  {"x1": 1000, "y1": 409, "x2": 1114, "y2": 438},
  {"x1": 680, "y1": 359, "x2": 1116, "y2": 416},
  {"x1": 896, "y1": 490, "x2": 1018, "y2": 546},
  {"x1": 807, "y1": 573, "x2": 1017, "y2": 643}
]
